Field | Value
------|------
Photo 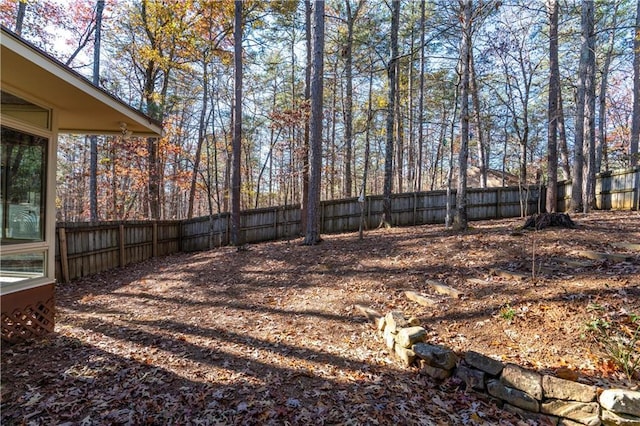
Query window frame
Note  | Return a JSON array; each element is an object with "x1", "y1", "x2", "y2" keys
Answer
[
  {"x1": 1, "y1": 92, "x2": 56, "y2": 296},
  {"x1": 1, "y1": 126, "x2": 48, "y2": 243}
]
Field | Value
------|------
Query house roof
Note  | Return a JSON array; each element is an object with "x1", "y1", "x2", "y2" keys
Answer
[
  {"x1": 446, "y1": 165, "x2": 522, "y2": 189},
  {"x1": 1, "y1": 26, "x2": 162, "y2": 137}
]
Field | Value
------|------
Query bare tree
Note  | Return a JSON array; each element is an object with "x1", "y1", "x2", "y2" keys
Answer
[
  {"x1": 188, "y1": 59, "x2": 210, "y2": 219},
  {"x1": 557, "y1": 89, "x2": 571, "y2": 180},
  {"x1": 303, "y1": 0, "x2": 324, "y2": 245},
  {"x1": 359, "y1": 64, "x2": 374, "y2": 240},
  {"x1": 89, "y1": 0, "x2": 105, "y2": 222},
  {"x1": 596, "y1": 3, "x2": 620, "y2": 173},
  {"x1": 546, "y1": 0, "x2": 559, "y2": 213},
  {"x1": 300, "y1": 0, "x2": 311, "y2": 232},
  {"x1": 382, "y1": 0, "x2": 400, "y2": 227},
  {"x1": 343, "y1": 0, "x2": 365, "y2": 197},
  {"x1": 416, "y1": 0, "x2": 426, "y2": 192},
  {"x1": 582, "y1": 0, "x2": 597, "y2": 212},
  {"x1": 15, "y1": 0, "x2": 26, "y2": 35},
  {"x1": 231, "y1": 0, "x2": 243, "y2": 246},
  {"x1": 632, "y1": 0, "x2": 640, "y2": 167},
  {"x1": 570, "y1": 0, "x2": 593, "y2": 213},
  {"x1": 454, "y1": 0, "x2": 472, "y2": 231},
  {"x1": 470, "y1": 53, "x2": 487, "y2": 188}
]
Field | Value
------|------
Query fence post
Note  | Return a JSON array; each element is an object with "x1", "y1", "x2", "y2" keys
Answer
[
  {"x1": 152, "y1": 221, "x2": 158, "y2": 257},
  {"x1": 58, "y1": 227, "x2": 70, "y2": 283},
  {"x1": 274, "y1": 207, "x2": 278, "y2": 240},
  {"x1": 634, "y1": 167, "x2": 640, "y2": 211},
  {"x1": 119, "y1": 224, "x2": 126, "y2": 267},
  {"x1": 176, "y1": 221, "x2": 182, "y2": 252},
  {"x1": 226, "y1": 213, "x2": 230, "y2": 246}
]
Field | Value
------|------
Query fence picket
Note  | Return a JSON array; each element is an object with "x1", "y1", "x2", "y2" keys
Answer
[{"x1": 55, "y1": 167, "x2": 639, "y2": 282}]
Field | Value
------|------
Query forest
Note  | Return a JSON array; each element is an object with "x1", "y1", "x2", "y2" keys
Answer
[
  {"x1": 1, "y1": 0, "x2": 638, "y2": 226},
  {"x1": 2, "y1": 2, "x2": 640, "y2": 423}
]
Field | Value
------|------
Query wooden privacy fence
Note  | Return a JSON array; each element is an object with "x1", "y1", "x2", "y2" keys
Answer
[
  {"x1": 55, "y1": 220, "x2": 181, "y2": 283},
  {"x1": 557, "y1": 167, "x2": 640, "y2": 212},
  {"x1": 55, "y1": 186, "x2": 541, "y2": 282},
  {"x1": 179, "y1": 185, "x2": 543, "y2": 250},
  {"x1": 55, "y1": 166, "x2": 639, "y2": 282}
]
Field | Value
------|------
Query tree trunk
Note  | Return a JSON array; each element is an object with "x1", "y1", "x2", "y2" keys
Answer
[
  {"x1": 140, "y1": 3, "x2": 161, "y2": 220},
  {"x1": 256, "y1": 81, "x2": 281, "y2": 209},
  {"x1": 88, "y1": 127, "x2": 97, "y2": 208},
  {"x1": 205, "y1": 125, "x2": 216, "y2": 248},
  {"x1": 304, "y1": 0, "x2": 324, "y2": 245},
  {"x1": 329, "y1": 69, "x2": 338, "y2": 200},
  {"x1": 546, "y1": 0, "x2": 559, "y2": 213},
  {"x1": 596, "y1": 4, "x2": 618, "y2": 173},
  {"x1": 417, "y1": 0, "x2": 426, "y2": 192},
  {"x1": 359, "y1": 65, "x2": 374, "y2": 240},
  {"x1": 570, "y1": 0, "x2": 592, "y2": 212},
  {"x1": 502, "y1": 120, "x2": 508, "y2": 187},
  {"x1": 445, "y1": 82, "x2": 461, "y2": 228},
  {"x1": 431, "y1": 105, "x2": 447, "y2": 191},
  {"x1": 343, "y1": 1, "x2": 363, "y2": 198},
  {"x1": 583, "y1": 0, "x2": 596, "y2": 212},
  {"x1": 147, "y1": 135, "x2": 160, "y2": 219},
  {"x1": 89, "y1": 0, "x2": 104, "y2": 222},
  {"x1": 470, "y1": 52, "x2": 486, "y2": 189},
  {"x1": 210, "y1": 90, "x2": 225, "y2": 247},
  {"x1": 110, "y1": 141, "x2": 118, "y2": 219},
  {"x1": 557, "y1": 89, "x2": 571, "y2": 180},
  {"x1": 631, "y1": 0, "x2": 640, "y2": 166},
  {"x1": 395, "y1": 65, "x2": 404, "y2": 194},
  {"x1": 230, "y1": 0, "x2": 243, "y2": 246},
  {"x1": 300, "y1": 0, "x2": 311, "y2": 232},
  {"x1": 382, "y1": 0, "x2": 400, "y2": 227},
  {"x1": 289, "y1": 26, "x2": 298, "y2": 207},
  {"x1": 223, "y1": 121, "x2": 231, "y2": 213},
  {"x1": 454, "y1": 0, "x2": 472, "y2": 232},
  {"x1": 519, "y1": 138, "x2": 527, "y2": 186},
  {"x1": 188, "y1": 61, "x2": 209, "y2": 218},
  {"x1": 407, "y1": 22, "x2": 415, "y2": 191},
  {"x1": 15, "y1": 1, "x2": 26, "y2": 35}
]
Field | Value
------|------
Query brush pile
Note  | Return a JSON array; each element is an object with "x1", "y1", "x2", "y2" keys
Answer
[{"x1": 523, "y1": 212, "x2": 576, "y2": 230}]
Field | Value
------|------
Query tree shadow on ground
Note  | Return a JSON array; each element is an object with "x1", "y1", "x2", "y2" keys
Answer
[
  {"x1": 22, "y1": 212, "x2": 636, "y2": 424},
  {"x1": 1, "y1": 316, "x2": 524, "y2": 425}
]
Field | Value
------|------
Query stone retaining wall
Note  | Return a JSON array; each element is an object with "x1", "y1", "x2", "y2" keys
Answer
[{"x1": 375, "y1": 310, "x2": 640, "y2": 426}]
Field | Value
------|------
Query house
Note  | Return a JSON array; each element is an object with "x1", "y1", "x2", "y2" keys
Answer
[
  {"x1": 467, "y1": 166, "x2": 521, "y2": 188},
  {"x1": 1, "y1": 26, "x2": 162, "y2": 342},
  {"x1": 446, "y1": 165, "x2": 522, "y2": 188}
]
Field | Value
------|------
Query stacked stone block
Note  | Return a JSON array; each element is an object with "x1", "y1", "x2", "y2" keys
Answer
[
  {"x1": 375, "y1": 310, "x2": 640, "y2": 426},
  {"x1": 600, "y1": 390, "x2": 640, "y2": 425}
]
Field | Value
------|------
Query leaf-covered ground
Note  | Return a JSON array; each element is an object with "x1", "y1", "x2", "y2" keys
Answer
[{"x1": 2, "y1": 211, "x2": 639, "y2": 425}]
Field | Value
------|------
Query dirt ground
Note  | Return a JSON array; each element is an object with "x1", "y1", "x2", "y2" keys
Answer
[{"x1": 2, "y1": 211, "x2": 639, "y2": 425}]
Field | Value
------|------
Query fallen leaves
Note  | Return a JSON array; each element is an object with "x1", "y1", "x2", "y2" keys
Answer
[{"x1": 2, "y1": 211, "x2": 639, "y2": 424}]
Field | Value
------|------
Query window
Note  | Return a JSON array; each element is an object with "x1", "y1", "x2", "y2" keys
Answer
[
  {"x1": 0, "y1": 251, "x2": 46, "y2": 282},
  {"x1": 1, "y1": 126, "x2": 48, "y2": 284},
  {"x1": 1, "y1": 127, "x2": 47, "y2": 242},
  {"x1": 1, "y1": 91, "x2": 50, "y2": 130}
]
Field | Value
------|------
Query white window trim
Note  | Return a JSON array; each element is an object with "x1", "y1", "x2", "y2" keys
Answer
[
  {"x1": 0, "y1": 276, "x2": 53, "y2": 296},
  {"x1": 1, "y1": 93, "x2": 57, "y2": 295}
]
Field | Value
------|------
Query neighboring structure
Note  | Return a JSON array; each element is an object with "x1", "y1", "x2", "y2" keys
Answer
[
  {"x1": 468, "y1": 166, "x2": 521, "y2": 188},
  {"x1": 1, "y1": 26, "x2": 162, "y2": 342},
  {"x1": 447, "y1": 166, "x2": 522, "y2": 189}
]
